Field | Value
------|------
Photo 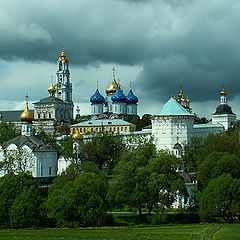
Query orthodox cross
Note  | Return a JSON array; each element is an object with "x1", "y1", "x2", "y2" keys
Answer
[
  {"x1": 25, "y1": 93, "x2": 29, "y2": 104},
  {"x1": 112, "y1": 67, "x2": 116, "y2": 79}
]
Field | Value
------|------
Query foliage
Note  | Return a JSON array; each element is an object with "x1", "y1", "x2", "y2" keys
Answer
[
  {"x1": 194, "y1": 114, "x2": 209, "y2": 124},
  {"x1": 108, "y1": 146, "x2": 186, "y2": 216},
  {"x1": 0, "y1": 172, "x2": 39, "y2": 228},
  {"x1": 0, "y1": 147, "x2": 35, "y2": 174},
  {"x1": 9, "y1": 185, "x2": 45, "y2": 228},
  {"x1": 198, "y1": 151, "x2": 240, "y2": 190},
  {"x1": 199, "y1": 174, "x2": 240, "y2": 223},
  {"x1": 124, "y1": 114, "x2": 151, "y2": 131},
  {"x1": 0, "y1": 121, "x2": 19, "y2": 145},
  {"x1": 47, "y1": 162, "x2": 110, "y2": 227},
  {"x1": 83, "y1": 132, "x2": 125, "y2": 170},
  {"x1": 182, "y1": 136, "x2": 203, "y2": 172}
]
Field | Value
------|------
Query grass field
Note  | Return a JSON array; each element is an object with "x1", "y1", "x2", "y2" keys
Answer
[
  {"x1": 0, "y1": 224, "x2": 239, "y2": 239},
  {"x1": 213, "y1": 224, "x2": 240, "y2": 240}
]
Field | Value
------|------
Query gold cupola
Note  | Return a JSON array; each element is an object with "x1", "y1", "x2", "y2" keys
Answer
[
  {"x1": 72, "y1": 130, "x2": 83, "y2": 142},
  {"x1": 20, "y1": 103, "x2": 34, "y2": 124},
  {"x1": 220, "y1": 87, "x2": 227, "y2": 96},
  {"x1": 106, "y1": 67, "x2": 123, "y2": 95},
  {"x1": 48, "y1": 83, "x2": 56, "y2": 96},
  {"x1": 57, "y1": 47, "x2": 69, "y2": 62}
]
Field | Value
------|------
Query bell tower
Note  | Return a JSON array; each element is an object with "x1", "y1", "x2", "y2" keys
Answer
[{"x1": 56, "y1": 47, "x2": 73, "y2": 118}]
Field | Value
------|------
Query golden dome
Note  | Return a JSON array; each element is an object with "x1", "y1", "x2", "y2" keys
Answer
[
  {"x1": 48, "y1": 83, "x2": 56, "y2": 96},
  {"x1": 186, "y1": 96, "x2": 190, "y2": 102},
  {"x1": 106, "y1": 78, "x2": 123, "y2": 95},
  {"x1": 220, "y1": 88, "x2": 227, "y2": 96},
  {"x1": 72, "y1": 131, "x2": 83, "y2": 142},
  {"x1": 20, "y1": 103, "x2": 34, "y2": 124},
  {"x1": 57, "y1": 48, "x2": 69, "y2": 62},
  {"x1": 178, "y1": 89, "x2": 184, "y2": 99}
]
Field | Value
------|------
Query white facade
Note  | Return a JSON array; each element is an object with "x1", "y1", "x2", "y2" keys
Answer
[
  {"x1": 126, "y1": 104, "x2": 137, "y2": 115},
  {"x1": 112, "y1": 102, "x2": 126, "y2": 115},
  {"x1": 152, "y1": 98, "x2": 225, "y2": 154},
  {"x1": 91, "y1": 104, "x2": 103, "y2": 115},
  {"x1": 152, "y1": 116, "x2": 194, "y2": 152},
  {"x1": 212, "y1": 114, "x2": 236, "y2": 130},
  {"x1": 211, "y1": 88, "x2": 236, "y2": 130},
  {"x1": 0, "y1": 141, "x2": 57, "y2": 178}
]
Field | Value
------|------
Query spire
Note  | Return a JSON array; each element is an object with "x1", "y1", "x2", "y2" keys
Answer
[
  {"x1": 112, "y1": 66, "x2": 116, "y2": 80},
  {"x1": 130, "y1": 80, "x2": 132, "y2": 90},
  {"x1": 220, "y1": 85, "x2": 227, "y2": 104},
  {"x1": 57, "y1": 47, "x2": 69, "y2": 62}
]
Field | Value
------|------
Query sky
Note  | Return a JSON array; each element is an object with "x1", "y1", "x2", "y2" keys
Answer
[{"x1": 0, "y1": 0, "x2": 240, "y2": 119}]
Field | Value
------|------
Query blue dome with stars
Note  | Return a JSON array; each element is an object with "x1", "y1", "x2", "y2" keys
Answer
[
  {"x1": 111, "y1": 87, "x2": 126, "y2": 103},
  {"x1": 90, "y1": 89, "x2": 104, "y2": 104},
  {"x1": 126, "y1": 89, "x2": 138, "y2": 104}
]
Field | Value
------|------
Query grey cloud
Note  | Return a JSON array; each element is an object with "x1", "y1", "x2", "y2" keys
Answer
[{"x1": 0, "y1": 0, "x2": 240, "y2": 107}]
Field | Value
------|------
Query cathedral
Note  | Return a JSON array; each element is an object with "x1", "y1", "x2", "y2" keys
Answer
[
  {"x1": 90, "y1": 67, "x2": 139, "y2": 119},
  {"x1": 0, "y1": 101, "x2": 58, "y2": 180},
  {"x1": 33, "y1": 48, "x2": 74, "y2": 134}
]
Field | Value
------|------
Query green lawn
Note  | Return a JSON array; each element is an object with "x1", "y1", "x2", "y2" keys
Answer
[
  {"x1": 213, "y1": 224, "x2": 240, "y2": 240},
  {"x1": 0, "y1": 224, "x2": 208, "y2": 240},
  {"x1": 0, "y1": 223, "x2": 239, "y2": 240}
]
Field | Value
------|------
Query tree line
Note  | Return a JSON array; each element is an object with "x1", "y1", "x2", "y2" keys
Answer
[{"x1": 0, "y1": 120, "x2": 239, "y2": 228}]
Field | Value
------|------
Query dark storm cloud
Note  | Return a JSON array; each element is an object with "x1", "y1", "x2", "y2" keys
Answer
[{"x1": 1, "y1": 0, "x2": 240, "y2": 104}]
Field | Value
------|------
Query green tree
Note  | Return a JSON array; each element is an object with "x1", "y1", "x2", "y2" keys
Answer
[
  {"x1": 0, "y1": 121, "x2": 18, "y2": 145},
  {"x1": 197, "y1": 151, "x2": 240, "y2": 190},
  {"x1": 199, "y1": 174, "x2": 240, "y2": 223},
  {"x1": 47, "y1": 162, "x2": 110, "y2": 227},
  {"x1": 9, "y1": 185, "x2": 44, "y2": 228},
  {"x1": 83, "y1": 132, "x2": 125, "y2": 170},
  {"x1": 182, "y1": 136, "x2": 203, "y2": 172},
  {"x1": 0, "y1": 172, "x2": 39, "y2": 228},
  {"x1": 108, "y1": 146, "x2": 186, "y2": 216}
]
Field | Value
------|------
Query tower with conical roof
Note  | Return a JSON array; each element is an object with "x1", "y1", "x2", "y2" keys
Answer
[
  {"x1": 212, "y1": 86, "x2": 236, "y2": 130},
  {"x1": 152, "y1": 97, "x2": 194, "y2": 152},
  {"x1": 56, "y1": 47, "x2": 73, "y2": 118}
]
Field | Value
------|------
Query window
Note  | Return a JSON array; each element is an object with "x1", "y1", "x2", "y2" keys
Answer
[
  {"x1": 96, "y1": 128, "x2": 98, "y2": 132},
  {"x1": 110, "y1": 127, "x2": 112, "y2": 131},
  {"x1": 80, "y1": 128, "x2": 82, "y2": 132},
  {"x1": 84, "y1": 128, "x2": 86, "y2": 132},
  {"x1": 49, "y1": 113, "x2": 52, "y2": 118},
  {"x1": 117, "y1": 127, "x2": 119, "y2": 132},
  {"x1": 91, "y1": 128, "x2": 93, "y2": 132},
  {"x1": 38, "y1": 113, "x2": 41, "y2": 119},
  {"x1": 49, "y1": 167, "x2": 52, "y2": 176},
  {"x1": 125, "y1": 127, "x2": 127, "y2": 132},
  {"x1": 43, "y1": 113, "x2": 46, "y2": 118},
  {"x1": 121, "y1": 127, "x2": 123, "y2": 131},
  {"x1": 113, "y1": 127, "x2": 116, "y2": 132}
]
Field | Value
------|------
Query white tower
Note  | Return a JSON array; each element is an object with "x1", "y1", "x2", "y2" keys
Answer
[
  {"x1": 56, "y1": 48, "x2": 73, "y2": 118},
  {"x1": 212, "y1": 87, "x2": 236, "y2": 130},
  {"x1": 152, "y1": 98, "x2": 194, "y2": 152},
  {"x1": 20, "y1": 94, "x2": 34, "y2": 137}
]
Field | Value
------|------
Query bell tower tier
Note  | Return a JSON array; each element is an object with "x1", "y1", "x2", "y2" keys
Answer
[{"x1": 56, "y1": 48, "x2": 73, "y2": 118}]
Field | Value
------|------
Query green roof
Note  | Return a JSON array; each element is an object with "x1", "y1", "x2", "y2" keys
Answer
[{"x1": 156, "y1": 98, "x2": 193, "y2": 116}]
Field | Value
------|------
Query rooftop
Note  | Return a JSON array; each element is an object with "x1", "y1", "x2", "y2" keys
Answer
[
  {"x1": 71, "y1": 118, "x2": 136, "y2": 127},
  {"x1": 156, "y1": 98, "x2": 193, "y2": 116}
]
